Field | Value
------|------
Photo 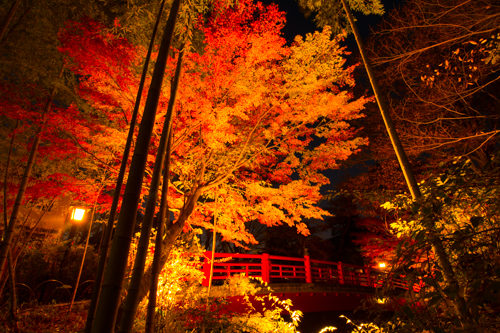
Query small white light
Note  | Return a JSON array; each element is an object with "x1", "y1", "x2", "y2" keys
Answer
[
  {"x1": 378, "y1": 262, "x2": 387, "y2": 268},
  {"x1": 71, "y1": 208, "x2": 86, "y2": 221}
]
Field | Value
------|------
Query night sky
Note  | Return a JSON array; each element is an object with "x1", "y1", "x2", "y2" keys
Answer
[{"x1": 261, "y1": 0, "x2": 405, "y2": 52}]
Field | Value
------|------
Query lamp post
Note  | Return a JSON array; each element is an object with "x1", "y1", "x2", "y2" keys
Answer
[
  {"x1": 65, "y1": 206, "x2": 87, "y2": 244},
  {"x1": 68, "y1": 205, "x2": 94, "y2": 315}
]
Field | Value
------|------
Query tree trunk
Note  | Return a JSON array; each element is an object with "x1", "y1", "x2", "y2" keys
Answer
[
  {"x1": 90, "y1": 1, "x2": 182, "y2": 332},
  {"x1": 145, "y1": 132, "x2": 173, "y2": 333},
  {"x1": 0, "y1": 0, "x2": 22, "y2": 42},
  {"x1": 3, "y1": 129, "x2": 18, "y2": 323},
  {"x1": 84, "y1": 1, "x2": 168, "y2": 331},
  {"x1": 118, "y1": 47, "x2": 184, "y2": 333},
  {"x1": 6, "y1": 250, "x2": 17, "y2": 326},
  {"x1": 135, "y1": 186, "x2": 203, "y2": 306},
  {"x1": 339, "y1": 0, "x2": 420, "y2": 199}
]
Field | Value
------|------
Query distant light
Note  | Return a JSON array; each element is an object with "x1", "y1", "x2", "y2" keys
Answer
[
  {"x1": 378, "y1": 262, "x2": 387, "y2": 268},
  {"x1": 71, "y1": 208, "x2": 86, "y2": 221},
  {"x1": 377, "y1": 298, "x2": 387, "y2": 304}
]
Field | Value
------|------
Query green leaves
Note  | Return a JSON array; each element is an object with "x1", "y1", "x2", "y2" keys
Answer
[
  {"x1": 296, "y1": 0, "x2": 384, "y2": 34},
  {"x1": 374, "y1": 153, "x2": 500, "y2": 330}
]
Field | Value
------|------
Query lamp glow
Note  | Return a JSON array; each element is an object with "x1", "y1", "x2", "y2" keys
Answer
[
  {"x1": 71, "y1": 208, "x2": 86, "y2": 221},
  {"x1": 377, "y1": 298, "x2": 387, "y2": 304},
  {"x1": 378, "y1": 262, "x2": 387, "y2": 268}
]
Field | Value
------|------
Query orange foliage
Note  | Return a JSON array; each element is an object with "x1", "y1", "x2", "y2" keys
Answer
[{"x1": 59, "y1": 0, "x2": 370, "y2": 247}]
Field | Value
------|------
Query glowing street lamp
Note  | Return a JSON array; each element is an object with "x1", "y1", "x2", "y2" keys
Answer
[
  {"x1": 70, "y1": 207, "x2": 86, "y2": 221},
  {"x1": 378, "y1": 262, "x2": 387, "y2": 269}
]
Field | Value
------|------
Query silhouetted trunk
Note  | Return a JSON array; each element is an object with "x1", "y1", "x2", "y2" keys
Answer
[
  {"x1": 0, "y1": 0, "x2": 22, "y2": 42},
  {"x1": 2, "y1": 123, "x2": 18, "y2": 324},
  {"x1": 145, "y1": 132, "x2": 173, "y2": 333},
  {"x1": 118, "y1": 47, "x2": 184, "y2": 333},
  {"x1": 135, "y1": 186, "x2": 203, "y2": 306},
  {"x1": 91, "y1": 1, "x2": 182, "y2": 332},
  {"x1": 84, "y1": 1, "x2": 169, "y2": 331}
]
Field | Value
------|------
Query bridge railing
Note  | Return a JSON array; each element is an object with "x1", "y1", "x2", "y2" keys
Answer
[
  {"x1": 201, "y1": 252, "x2": 418, "y2": 290},
  {"x1": 201, "y1": 252, "x2": 423, "y2": 291}
]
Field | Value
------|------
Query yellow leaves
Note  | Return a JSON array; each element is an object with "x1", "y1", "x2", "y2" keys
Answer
[
  {"x1": 389, "y1": 220, "x2": 418, "y2": 239},
  {"x1": 284, "y1": 27, "x2": 351, "y2": 95},
  {"x1": 380, "y1": 201, "x2": 395, "y2": 210}
]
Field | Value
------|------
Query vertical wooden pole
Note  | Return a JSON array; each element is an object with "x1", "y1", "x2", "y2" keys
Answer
[
  {"x1": 69, "y1": 191, "x2": 100, "y2": 315},
  {"x1": 365, "y1": 268, "x2": 372, "y2": 287},
  {"x1": 304, "y1": 255, "x2": 312, "y2": 283},
  {"x1": 261, "y1": 253, "x2": 270, "y2": 283},
  {"x1": 207, "y1": 194, "x2": 218, "y2": 298},
  {"x1": 338, "y1": 262, "x2": 344, "y2": 285},
  {"x1": 202, "y1": 252, "x2": 211, "y2": 287}
]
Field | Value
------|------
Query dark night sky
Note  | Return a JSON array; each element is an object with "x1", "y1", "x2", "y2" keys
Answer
[{"x1": 261, "y1": 0, "x2": 405, "y2": 52}]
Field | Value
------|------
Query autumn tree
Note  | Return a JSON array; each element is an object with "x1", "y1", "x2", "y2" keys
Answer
[
  {"x1": 60, "y1": 0, "x2": 370, "y2": 329},
  {"x1": 0, "y1": 0, "x2": 170, "y2": 311},
  {"x1": 136, "y1": 0, "x2": 369, "y2": 304}
]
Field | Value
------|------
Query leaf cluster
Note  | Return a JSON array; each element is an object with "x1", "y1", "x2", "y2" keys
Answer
[
  {"x1": 296, "y1": 0, "x2": 384, "y2": 34},
  {"x1": 370, "y1": 154, "x2": 500, "y2": 332}
]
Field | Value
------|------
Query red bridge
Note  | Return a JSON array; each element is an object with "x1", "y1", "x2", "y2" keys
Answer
[{"x1": 201, "y1": 252, "x2": 417, "y2": 313}]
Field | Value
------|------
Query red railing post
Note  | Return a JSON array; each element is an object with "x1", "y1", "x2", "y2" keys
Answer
[
  {"x1": 365, "y1": 267, "x2": 372, "y2": 287},
  {"x1": 261, "y1": 253, "x2": 270, "y2": 283},
  {"x1": 202, "y1": 251, "x2": 212, "y2": 287},
  {"x1": 338, "y1": 261, "x2": 345, "y2": 285},
  {"x1": 304, "y1": 255, "x2": 312, "y2": 283}
]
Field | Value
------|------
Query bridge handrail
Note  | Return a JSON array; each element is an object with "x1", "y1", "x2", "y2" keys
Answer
[
  {"x1": 269, "y1": 255, "x2": 306, "y2": 262},
  {"x1": 201, "y1": 252, "x2": 419, "y2": 291}
]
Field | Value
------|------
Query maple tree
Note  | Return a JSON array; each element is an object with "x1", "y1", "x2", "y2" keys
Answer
[
  {"x1": 0, "y1": 3, "x2": 165, "y2": 324},
  {"x1": 0, "y1": 75, "x2": 118, "y2": 282},
  {"x1": 57, "y1": 0, "x2": 370, "y2": 330},
  {"x1": 139, "y1": 0, "x2": 369, "y2": 302}
]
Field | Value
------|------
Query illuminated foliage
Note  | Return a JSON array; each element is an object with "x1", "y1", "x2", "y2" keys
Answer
[
  {"x1": 2, "y1": 0, "x2": 370, "y2": 329},
  {"x1": 58, "y1": 1, "x2": 369, "y2": 315},
  {"x1": 366, "y1": 155, "x2": 500, "y2": 332},
  {"x1": 127, "y1": 231, "x2": 301, "y2": 333},
  {"x1": 296, "y1": 0, "x2": 384, "y2": 34}
]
